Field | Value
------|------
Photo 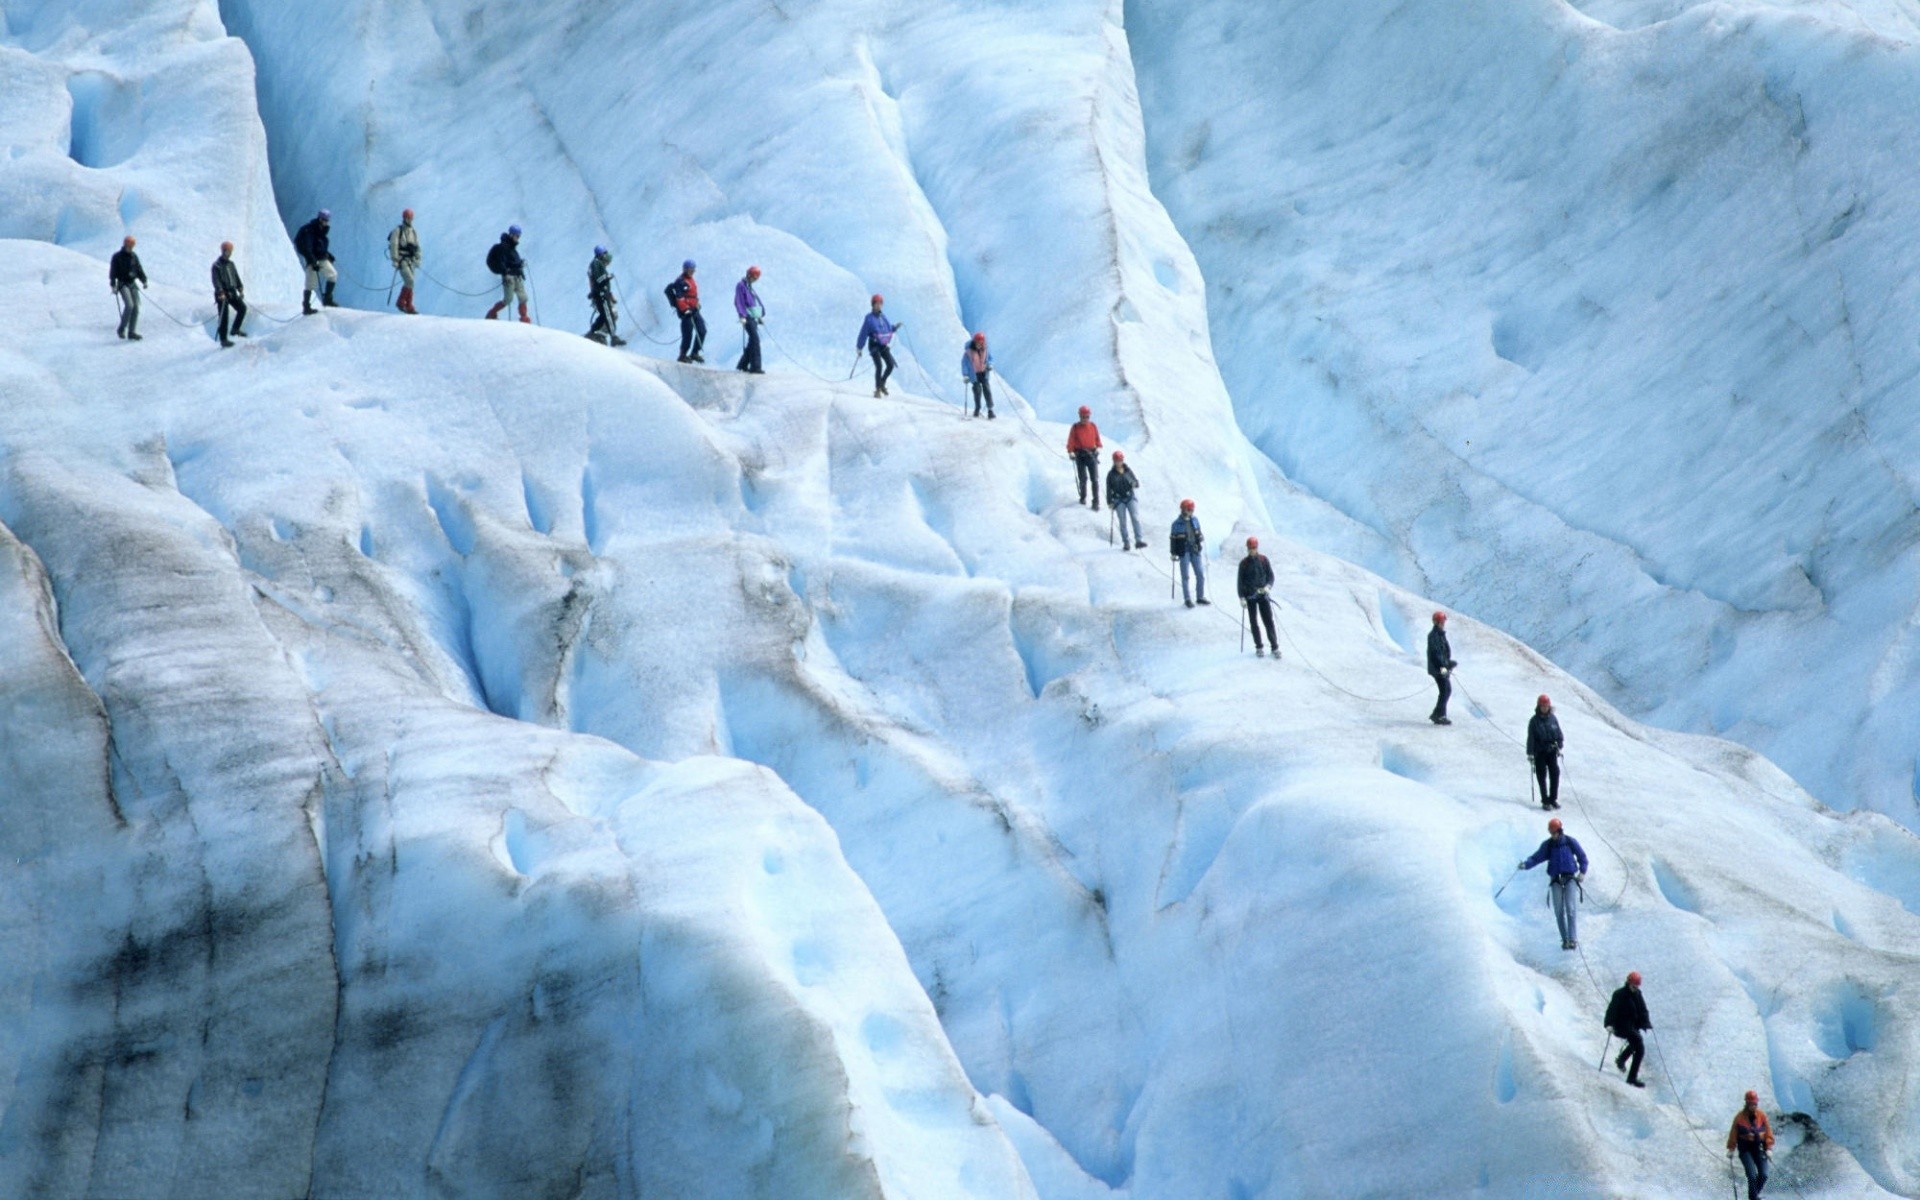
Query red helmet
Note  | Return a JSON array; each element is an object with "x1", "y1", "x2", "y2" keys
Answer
[
  {"x1": 1111, "y1": 450, "x2": 1124, "y2": 462},
  {"x1": 220, "y1": 241, "x2": 234, "y2": 253},
  {"x1": 402, "y1": 208, "x2": 414, "y2": 220},
  {"x1": 1078, "y1": 405, "x2": 1091, "y2": 417},
  {"x1": 746, "y1": 265, "x2": 761, "y2": 279},
  {"x1": 1744, "y1": 1090, "x2": 1759, "y2": 1106},
  {"x1": 1180, "y1": 498, "x2": 1195, "y2": 510},
  {"x1": 1537, "y1": 694, "x2": 1551, "y2": 709},
  {"x1": 871, "y1": 293, "x2": 883, "y2": 305},
  {"x1": 123, "y1": 235, "x2": 136, "y2": 247},
  {"x1": 1547, "y1": 818, "x2": 1563, "y2": 833},
  {"x1": 1626, "y1": 971, "x2": 1641, "y2": 987},
  {"x1": 1247, "y1": 536, "x2": 1260, "y2": 549},
  {"x1": 1433, "y1": 611, "x2": 1447, "y2": 624},
  {"x1": 972, "y1": 331, "x2": 986, "y2": 344}
]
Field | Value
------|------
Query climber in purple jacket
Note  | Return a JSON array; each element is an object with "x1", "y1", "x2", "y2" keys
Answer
[{"x1": 857, "y1": 294, "x2": 899, "y2": 397}]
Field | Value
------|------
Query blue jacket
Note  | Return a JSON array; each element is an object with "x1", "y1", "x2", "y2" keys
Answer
[
  {"x1": 1523, "y1": 834, "x2": 1589, "y2": 878},
  {"x1": 858, "y1": 311, "x2": 895, "y2": 351},
  {"x1": 961, "y1": 345, "x2": 993, "y2": 381},
  {"x1": 1170, "y1": 513, "x2": 1204, "y2": 556}
]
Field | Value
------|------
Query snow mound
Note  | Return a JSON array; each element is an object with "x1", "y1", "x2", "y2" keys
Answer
[{"x1": 3, "y1": 243, "x2": 1917, "y2": 1197}]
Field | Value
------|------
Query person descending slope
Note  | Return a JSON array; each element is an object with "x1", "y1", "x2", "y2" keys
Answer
[
  {"x1": 109, "y1": 235, "x2": 147, "y2": 340},
  {"x1": 1170, "y1": 499, "x2": 1208, "y2": 608},
  {"x1": 1518, "y1": 817, "x2": 1589, "y2": 950},
  {"x1": 1727, "y1": 1091, "x2": 1774, "y2": 1199},
  {"x1": 1238, "y1": 537, "x2": 1280, "y2": 658},
  {"x1": 586, "y1": 247, "x2": 625, "y2": 346},
  {"x1": 388, "y1": 208, "x2": 421, "y2": 313},
  {"x1": 1603, "y1": 971, "x2": 1650, "y2": 1088},
  {"x1": 1106, "y1": 450, "x2": 1143, "y2": 550},
  {"x1": 734, "y1": 266, "x2": 765, "y2": 374},
  {"x1": 1067, "y1": 406, "x2": 1102, "y2": 506},
  {"x1": 211, "y1": 241, "x2": 248, "y2": 348},
  {"x1": 1528, "y1": 694, "x2": 1564, "y2": 809},
  {"x1": 294, "y1": 209, "x2": 337, "y2": 314},
  {"x1": 666, "y1": 260, "x2": 705, "y2": 362},
  {"x1": 857, "y1": 295, "x2": 898, "y2": 397},
  {"x1": 1427, "y1": 611, "x2": 1457, "y2": 725},
  {"x1": 484, "y1": 226, "x2": 530, "y2": 323},
  {"x1": 962, "y1": 332, "x2": 995, "y2": 418}
]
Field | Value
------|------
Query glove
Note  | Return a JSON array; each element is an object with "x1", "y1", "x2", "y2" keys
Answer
[
  {"x1": 1517, "y1": 860, "x2": 1528, "y2": 870},
  {"x1": 1575, "y1": 873, "x2": 1585, "y2": 883}
]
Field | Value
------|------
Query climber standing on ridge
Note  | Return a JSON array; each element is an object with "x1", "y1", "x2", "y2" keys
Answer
[
  {"x1": 1603, "y1": 971, "x2": 1650, "y2": 1088},
  {"x1": 484, "y1": 226, "x2": 530, "y2": 323},
  {"x1": 388, "y1": 208, "x2": 420, "y2": 314},
  {"x1": 962, "y1": 331, "x2": 995, "y2": 418},
  {"x1": 1170, "y1": 498, "x2": 1208, "y2": 608},
  {"x1": 1106, "y1": 450, "x2": 1143, "y2": 549},
  {"x1": 1727, "y1": 1091, "x2": 1774, "y2": 1199},
  {"x1": 1427, "y1": 611, "x2": 1456, "y2": 725},
  {"x1": 211, "y1": 241, "x2": 248, "y2": 348},
  {"x1": 586, "y1": 247, "x2": 624, "y2": 346},
  {"x1": 857, "y1": 295, "x2": 898, "y2": 397},
  {"x1": 109, "y1": 235, "x2": 147, "y2": 341},
  {"x1": 734, "y1": 265, "x2": 765, "y2": 374},
  {"x1": 1068, "y1": 405, "x2": 1102, "y2": 506},
  {"x1": 294, "y1": 209, "x2": 337, "y2": 314},
  {"x1": 1518, "y1": 816, "x2": 1588, "y2": 950},
  {"x1": 667, "y1": 260, "x2": 705, "y2": 363},
  {"x1": 1528, "y1": 694, "x2": 1564, "y2": 809},
  {"x1": 1238, "y1": 537, "x2": 1280, "y2": 658}
]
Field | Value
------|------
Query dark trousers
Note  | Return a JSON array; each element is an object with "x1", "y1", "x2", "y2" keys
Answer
[
  {"x1": 737, "y1": 319, "x2": 762, "y2": 372},
  {"x1": 970, "y1": 377, "x2": 994, "y2": 415},
  {"x1": 678, "y1": 309, "x2": 706, "y2": 358},
  {"x1": 1245, "y1": 595, "x2": 1277, "y2": 649},
  {"x1": 217, "y1": 296, "x2": 246, "y2": 340},
  {"x1": 1431, "y1": 671, "x2": 1451, "y2": 719},
  {"x1": 590, "y1": 293, "x2": 616, "y2": 337},
  {"x1": 1612, "y1": 1027, "x2": 1644, "y2": 1083},
  {"x1": 870, "y1": 344, "x2": 896, "y2": 390},
  {"x1": 1074, "y1": 450, "x2": 1099, "y2": 503},
  {"x1": 1738, "y1": 1146, "x2": 1768, "y2": 1199},
  {"x1": 1533, "y1": 754, "x2": 1560, "y2": 805}
]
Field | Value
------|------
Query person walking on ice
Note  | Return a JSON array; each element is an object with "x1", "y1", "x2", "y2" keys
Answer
[
  {"x1": 857, "y1": 295, "x2": 898, "y2": 397},
  {"x1": 1528, "y1": 693, "x2": 1564, "y2": 809},
  {"x1": 388, "y1": 208, "x2": 420, "y2": 313},
  {"x1": 211, "y1": 241, "x2": 248, "y2": 347},
  {"x1": 1518, "y1": 817, "x2": 1587, "y2": 949},
  {"x1": 1170, "y1": 499, "x2": 1208, "y2": 608},
  {"x1": 1106, "y1": 451, "x2": 1142, "y2": 549},
  {"x1": 110, "y1": 235, "x2": 147, "y2": 340},
  {"x1": 962, "y1": 332, "x2": 995, "y2": 418},
  {"x1": 666, "y1": 260, "x2": 704, "y2": 362},
  {"x1": 294, "y1": 209, "x2": 337, "y2": 314},
  {"x1": 484, "y1": 226, "x2": 530, "y2": 323},
  {"x1": 586, "y1": 247, "x2": 624, "y2": 346},
  {"x1": 1238, "y1": 537, "x2": 1279, "y2": 658},
  {"x1": 1727, "y1": 1091, "x2": 1773, "y2": 1199},
  {"x1": 734, "y1": 265, "x2": 765, "y2": 374},
  {"x1": 1068, "y1": 406, "x2": 1102, "y2": 506},
  {"x1": 1603, "y1": 971, "x2": 1650, "y2": 1088},
  {"x1": 1427, "y1": 611, "x2": 1456, "y2": 725}
]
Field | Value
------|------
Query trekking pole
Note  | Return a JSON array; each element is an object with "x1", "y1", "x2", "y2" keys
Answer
[
  {"x1": 1493, "y1": 867, "x2": 1519, "y2": 899},
  {"x1": 1240, "y1": 605, "x2": 1246, "y2": 653},
  {"x1": 1598, "y1": 1034, "x2": 1611, "y2": 1071},
  {"x1": 1108, "y1": 508, "x2": 1114, "y2": 546},
  {"x1": 1529, "y1": 763, "x2": 1537, "y2": 809}
]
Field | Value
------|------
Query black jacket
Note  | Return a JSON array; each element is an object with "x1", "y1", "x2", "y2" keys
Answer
[
  {"x1": 294, "y1": 218, "x2": 333, "y2": 265},
  {"x1": 1237, "y1": 553, "x2": 1274, "y2": 600},
  {"x1": 1427, "y1": 626, "x2": 1454, "y2": 677},
  {"x1": 1527, "y1": 712, "x2": 1564, "y2": 759},
  {"x1": 1105, "y1": 464, "x2": 1138, "y2": 505},
  {"x1": 211, "y1": 256, "x2": 244, "y2": 298},
  {"x1": 109, "y1": 249, "x2": 146, "y2": 288},
  {"x1": 1604, "y1": 985, "x2": 1651, "y2": 1033},
  {"x1": 487, "y1": 235, "x2": 525, "y2": 277}
]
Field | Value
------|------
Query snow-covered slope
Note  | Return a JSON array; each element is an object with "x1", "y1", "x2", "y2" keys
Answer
[
  {"x1": 1128, "y1": 0, "x2": 1920, "y2": 825},
  {"x1": 4, "y1": 244, "x2": 1917, "y2": 1198}
]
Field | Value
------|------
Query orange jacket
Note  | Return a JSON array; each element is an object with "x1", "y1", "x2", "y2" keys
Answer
[
  {"x1": 1067, "y1": 420, "x2": 1102, "y2": 454},
  {"x1": 1727, "y1": 1109, "x2": 1773, "y2": 1152}
]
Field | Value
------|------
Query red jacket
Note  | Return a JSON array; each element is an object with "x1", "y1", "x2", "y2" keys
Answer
[
  {"x1": 1067, "y1": 420, "x2": 1102, "y2": 454},
  {"x1": 1727, "y1": 1109, "x2": 1773, "y2": 1152}
]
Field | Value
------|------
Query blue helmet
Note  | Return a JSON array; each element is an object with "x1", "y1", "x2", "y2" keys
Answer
[
  {"x1": 594, "y1": 244, "x2": 608, "y2": 257},
  {"x1": 508, "y1": 224, "x2": 522, "y2": 237},
  {"x1": 683, "y1": 259, "x2": 696, "y2": 271},
  {"x1": 317, "y1": 208, "x2": 330, "y2": 221}
]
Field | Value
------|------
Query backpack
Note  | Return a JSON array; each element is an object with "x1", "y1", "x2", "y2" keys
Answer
[{"x1": 486, "y1": 242, "x2": 506, "y2": 275}]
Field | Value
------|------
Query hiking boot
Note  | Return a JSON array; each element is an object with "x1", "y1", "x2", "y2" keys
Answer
[
  {"x1": 126, "y1": 331, "x2": 142, "y2": 341},
  {"x1": 677, "y1": 355, "x2": 692, "y2": 363},
  {"x1": 1626, "y1": 1079, "x2": 1645, "y2": 1089},
  {"x1": 1185, "y1": 600, "x2": 1195, "y2": 609},
  {"x1": 1255, "y1": 648, "x2": 1267, "y2": 658},
  {"x1": 587, "y1": 331, "x2": 609, "y2": 345},
  {"x1": 874, "y1": 388, "x2": 885, "y2": 398},
  {"x1": 220, "y1": 337, "x2": 233, "y2": 348},
  {"x1": 610, "y1": 336, "x2": 627, "y2": 346},
  {"x1": 987, "y1": 410, "x2": 995, "y2": 419},
  {"x1": 232, "y1": 329, "x2": 249, "y2": 338},
  {"x1": 690, "y1": 353, "x2": 705, "y2": 362},
  {"x1": 1197, "y1": 598, "x2": 1210, "y2": 606},
  {"x1": 1431, "y1": 715, "x2": 1451, "y2": 725},
  {"x1": 1092, "y1": 503, "x2": 1101, "y2": 512}
]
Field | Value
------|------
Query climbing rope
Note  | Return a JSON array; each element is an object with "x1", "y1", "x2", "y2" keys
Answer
[
  {"x1": 763, "y1": 322, "x2": 861, "y2": 384},
  {"x1": 137, "y1": 292, "x2": 211, "y2": 329},
  {"x1": 611, "y1": 277, "x2": 679, "y2": 346},
  {"x1": 422, "y1": 266, "x2": 497, "y2": 297}
]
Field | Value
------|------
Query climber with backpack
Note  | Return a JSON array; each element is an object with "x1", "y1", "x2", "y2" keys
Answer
[
  {"x1": 293, "y1": 209, "x2": 337, "y2": 314},
  {"x1": 1170, "y1": 499, "x2": 1207, "y2": 607},
  {"x1": 211, "y1": 241, "x2": 248, "y2": 347},
  {"x1": 734, "y1": 265, "x2": 765, "y2": 373},
  {"x1": 1518, "y1": 817, "x2": 1588, "y2": 950},
  {"x1": 857, "y1": 294, "x2": 898, "y2": 397},
  {"x1": 1427, "y1": 611, "x2": 1457, "y2": 725},
  {"x1": 388, "y1": 208, "x2": 420, "y2": 313},
  {"x1": 1067, "y1": 406, "x2": 1102, "y2": 506},
  {"x1": 666, "y1": 260, "x2": 704, "y2": 362},
  {"x1": 961, "y1": 332, "x2": 994, "y2": 418},
  {"x1": 586, "y1": 247, "x2": 624, "y2": 346},
  {"x1": 484, "y1": 226, "x2": 530, "y2": 323},
  {"x1": 1106, "y1": 450, "x2": 1143, "y2": 549},
  {"x1": 1528, "y1": 694, "x2": 1564, "y2": 809},
  {"x1": 1727, "y1": 1091, "x2": 1774, "y2": 1199},
  {"x1": 109, "y1": 235, "x2": 147, "y2": 340},
  {"x1": 1603, "y1": 971, "x2": 1650, "y2": 1088},
  {"x1": 1237, "y1": 537, "x2": 1279, "y2": 657}
]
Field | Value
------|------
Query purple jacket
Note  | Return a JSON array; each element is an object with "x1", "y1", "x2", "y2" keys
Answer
[
  {"x1": 858, "y1": 311, "x2": 895, "y2": 351},
  {"x1": 734, "y1": 278, "x2": 763, "y2": 321}
]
